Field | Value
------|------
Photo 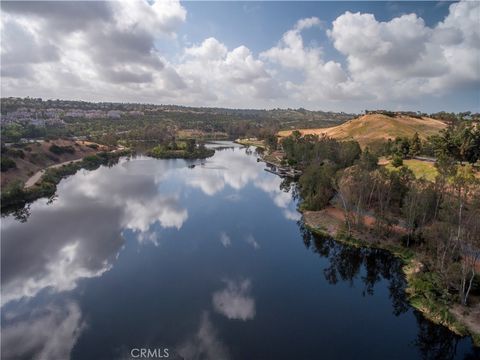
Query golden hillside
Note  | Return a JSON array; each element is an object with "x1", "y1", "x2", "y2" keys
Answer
[{"x1": 278, "y1": 114, "x2": 447, "y2": 147}]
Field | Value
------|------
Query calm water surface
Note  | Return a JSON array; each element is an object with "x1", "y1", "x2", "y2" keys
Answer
[{"x1": 1, "y1": 142, "x2": 478, "y2": 359}]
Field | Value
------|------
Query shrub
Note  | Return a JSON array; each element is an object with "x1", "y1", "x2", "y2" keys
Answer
[
  {"x1": 1, "y1": 157, "x2": 16, "y2": 172},
  {"x1": 87, "y1": 143, "x2": 99, "y2": 150},
  {"x1": 49, "y1": 144, "x2": 75, "y2": 155}
]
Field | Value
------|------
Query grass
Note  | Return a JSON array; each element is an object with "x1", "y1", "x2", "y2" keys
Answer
[
  {"x1": 235, "y1": 138, "x2": 266, "y2": 149},
  {"x1": 385, "y1": 159, "x2": 438, "y2": 182}
]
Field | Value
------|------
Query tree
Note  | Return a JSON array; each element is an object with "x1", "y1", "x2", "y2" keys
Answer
[
  {"x1": 451, "y1": 165, "x2": 477, "y2": 305},
  {"x1": 357, "y1": 148, "x2": 378, "y2": 171},
  {"x1": 391, "y1": 154, "x2": 403, "y2": 168},
  {"x1": 410, "y1": 132, "x2": 422, "y2": 157},
  {"x1": 338, "y1": 141, "x2": 361, "y2": 168},
  {"x1": 299, "y1": 163, "x2": 336, "y2": 210},
  {"x1": 186, "y1": 138, "x2": 196, "y2": 153},
  {"x1": 402, "y1": 180, "x2": 436, "y2": 246},
  {"x1": 291, "y1": 130, "x2": 301, "y2": 141},
  {"x1": 265, "y1": 134, "x2": 278, "y2": 150},
  {"x1": 394, "y1": 137, "x2": 411, "y2": 158}
]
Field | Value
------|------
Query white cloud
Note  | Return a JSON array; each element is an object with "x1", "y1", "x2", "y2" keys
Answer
[
  {"x1": 1, "y1": 0, "x2": 478, "y2": 110},
  {"x1": 327, "y1": 1, "x2": 480, "y2": 100},
  {"x1": 261, "y1": 17, "x2": 324, "y2": 69},
  {"x1": 261, "y1": 16, "x2": 354, "y2": 102},
  {"x1": 1, "y1": 0, "x2": 187, "y2": 100},
  {"x1": 212, "y1": 279, "x2": 255, "y2": 320},
  {"x1": 177, "y1": 37, "x2": 283, "y2": 105}
]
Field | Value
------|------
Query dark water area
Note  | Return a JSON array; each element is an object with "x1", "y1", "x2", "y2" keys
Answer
[{"x1": 1, "y1": 142, "x2": 478, "y2": 360}]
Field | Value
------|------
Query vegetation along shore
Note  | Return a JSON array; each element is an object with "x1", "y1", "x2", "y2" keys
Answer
[{"x1": 250, "y1": 111, "x2": 480, "y2": 345}]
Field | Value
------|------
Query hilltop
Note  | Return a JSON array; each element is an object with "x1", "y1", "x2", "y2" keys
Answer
[{"x1": 278, "y1": 113, "x2": 447, "y2": 148}]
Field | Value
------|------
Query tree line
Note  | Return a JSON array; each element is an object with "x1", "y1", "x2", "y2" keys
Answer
[{"x1": 279, "y1": 121, "x2": 480, "y2": 307}]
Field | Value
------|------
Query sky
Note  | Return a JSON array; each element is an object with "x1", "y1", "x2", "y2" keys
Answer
[{"x1": 1, "y1": 1, "x2": 479, "y2": 112}]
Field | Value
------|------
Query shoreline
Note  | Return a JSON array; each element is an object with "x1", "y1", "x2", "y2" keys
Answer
[
  {"x1": 1, "y1": 149, "x2": 131, "y2": 213},
  {"x1": 24, "y1": 158, "x2": 84, "y2": 188},
  {"x1": 1, "y1": 146, "x2": 216, "y2": 214},
  {"x1": 301, "y1": 208, "x2": 480, "y2": 347}
]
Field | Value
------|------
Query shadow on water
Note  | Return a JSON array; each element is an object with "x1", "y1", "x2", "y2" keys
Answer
[{"x1": 298, "y1": 221, "x2": 480, "y2": 359}]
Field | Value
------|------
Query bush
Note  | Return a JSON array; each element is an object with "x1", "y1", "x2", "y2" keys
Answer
[
  {"x1": 49, "y1": 144, "x2": 75, "y2": 155},
  {"x1": 7, "y1": 149, "x2": 25, "y2": 159},
  {"x1": 0, "y1": 181, "x2": 25, "y2": 206},
  {"x1": 87, "y1": 143, "x2": 99, "y2": 150},
  {"x1": 1, "y1": 157, "x2": 16, "y2": 172}
]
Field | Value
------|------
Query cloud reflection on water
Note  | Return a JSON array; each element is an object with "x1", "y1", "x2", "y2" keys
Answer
[
  {"x1": 212, "y1": 279, "x2": 255, "y2": 321},
  {"x1": 178, "y1": 312, "x2": 231, "y2": 360},
  {"x1": 1, "y1": 300, "x2": 84, "y2": 360},
  {"x1": 1, "y1": 157, "x2": 188, "y2": 305},
  {"x1": 1, "y1": 148, "x2": 295, "y2": 307}
]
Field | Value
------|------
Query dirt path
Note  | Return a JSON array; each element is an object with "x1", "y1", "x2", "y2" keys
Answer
[{"x1": 24, "y1": 158, "x2": 84, "y2": 189}]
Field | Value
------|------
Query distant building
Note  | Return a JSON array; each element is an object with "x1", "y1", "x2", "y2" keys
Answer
[{"x1": 107, "y1": 110, "x2": 123, "y2": 119}]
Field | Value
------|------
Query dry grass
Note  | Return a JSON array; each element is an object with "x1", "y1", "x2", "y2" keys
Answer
[
  {"x1": 177, "y1": 129, "x2": 228, "y2": 139},
  {"x1": 235, "y1": 138, "x2": 265, "y2": 148},
  {"x1": 278, "y1": 114, "x2": 447, "y2": 148}
]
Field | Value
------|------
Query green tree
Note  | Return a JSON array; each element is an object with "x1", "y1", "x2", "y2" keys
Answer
[
  {"x1": 299, "y1": 163, "x2": 336, "y2": 210},
  {"x1": 391, "y1": 154, "x2": 403, "y2": 168},
  {"x1": 186, "y1": 138, "x2": 196, "y2": 153},
  {"x1": 410, "y1": 132, "x2": 422, "y2": 157}
]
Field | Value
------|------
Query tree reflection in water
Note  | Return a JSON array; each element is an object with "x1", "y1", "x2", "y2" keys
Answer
[
  {"x1": 414, "y1": 312, "x2": 480, "y2": 360},
  {"x1": 298, "y1": 222, "x2": 480, "y2": 360}
]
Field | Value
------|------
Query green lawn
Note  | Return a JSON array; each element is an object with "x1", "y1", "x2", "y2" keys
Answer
[{"x1": 385, "y1": 159, "x2": 438, "y2": 182}]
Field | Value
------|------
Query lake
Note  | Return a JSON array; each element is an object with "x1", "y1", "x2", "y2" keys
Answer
[{"x1": 1, "y1": 142, "x2": 478, "y2": 359}]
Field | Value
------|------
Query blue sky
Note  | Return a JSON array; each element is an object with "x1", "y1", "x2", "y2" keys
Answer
[
  {"x1": 1, "y1": 1, "x2": 479, "y2": 112},
  {"x1": 180, "y1": 1, "x2": 451, "y2": 54}
]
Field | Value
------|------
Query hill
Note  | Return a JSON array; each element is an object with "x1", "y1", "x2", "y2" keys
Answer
[
  {"x1": 277, "y1": 113, "x2": 447, "y2": 148},
  {"x1": 1, "y1": 139, "x2": 109, "y2": 188}
]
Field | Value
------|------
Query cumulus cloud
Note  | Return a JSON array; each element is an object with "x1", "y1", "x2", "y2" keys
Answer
[
  {"x1": 327, "y1": 1, "x2": 480, "y2": 100},
  {"x1": 178, "y1": 37, "x2": 283, "y2": 104},
  {"x1": 212, "y1": 279, "x2": 255, "y2": 320},
  {"x1": 1, "y1": 0, "x2": 478, "y2": 109},
  {"x1": 261, "y1": 16, "x2": 356, "y2": 102},
  {"x1": 1, "y1": 0, "x2": 186, "y2": 100}
]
